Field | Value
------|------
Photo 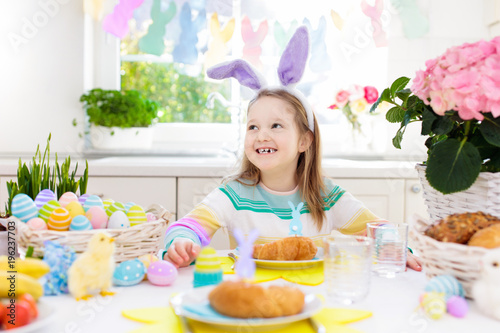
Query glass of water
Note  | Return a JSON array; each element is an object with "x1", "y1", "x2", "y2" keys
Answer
[
  {"x1": 323, "y1": 235, "x2": 372, "y2": 305},
  {"x1": 367, "y1": 222, "x2": 409, "y2": 278}
]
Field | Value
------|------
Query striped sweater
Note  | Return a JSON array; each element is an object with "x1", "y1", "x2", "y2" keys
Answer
[{"x1": 163, "y1": 177, "x2": 385, "y2": 252}]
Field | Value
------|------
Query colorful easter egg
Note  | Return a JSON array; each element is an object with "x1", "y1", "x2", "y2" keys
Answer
[
  {"x1": 124, "y1": 202, "x2": 136, "y2": 212},
  {"x1": 83, "y1": 195, "x2": 104, "y2": 212},
  {"x1": 38, "y1": 200, "x2": 61, "y2": 222},
  {"x1": 446, "y1": 296, "x2": 468, "y2": 318},
  {"x1": 106, "y1": 201, "x2": 126, "y2": 217},
  {"x1": 147, "y1": 260, "x2": 177, "y2": 286},
  {"x1": 425, "y1": 275, "x2": 465, "y2": 299},
  {"x1": 421, "y1": 292, "x2": 446, "y2": 320},
  {"x1": 59, "y1": 192, "x2": 78, "y2": 208},
  {"x1": 146, "y1": 212, "x2": 157, "y2": 222},
  {"x1": 193, "y1": 246, "x2": 223, "y2": 288},
  {"x1": 102, "y1": 198, "x2": 115, "y2": 211},
  {"x1": 11, "y1": 194, "x2": 38, "y2": 222},
  {"x1": 138, "y1": 253, "x2": 159, "y2": 270},
  {"x1": 107, "y1": 211, "x2": 130, "y2": 229},
  {"x1": 66, "y1": 201, "x2": 85, "y2": 219},
  {"x1": 113, "y1": 259, "x2": 147, "y2": 286},
  {"x1": 126, "y1": 205, "x2": 147, "y2": 227},
  {"x1": 70, "y1": 215, "x2": 93, "y2": 231},
  {"x1": 26, "y1": 217, "x2": 48, "y2": 231},
  {"x1": 34, "y1": 189, "x2": 56, "y2": 209},
  {"x1": 47, "y1": 207, "x2": 71, "y2": 231},
  {"x1": 78, "y1": 193, "x2": 90, "y2": 205},
  {"x1": 85, "y1": 206, "x2": 108, "y2": 229}
]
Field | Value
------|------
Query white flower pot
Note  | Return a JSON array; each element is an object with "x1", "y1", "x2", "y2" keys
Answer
[{"x1": 89, "y1": 125, "x2": 155, "y2": 150}]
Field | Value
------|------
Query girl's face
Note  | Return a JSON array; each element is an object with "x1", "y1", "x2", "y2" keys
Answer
[{"x1": 244, "y1": 96, "x2": 311, "y2": 179}]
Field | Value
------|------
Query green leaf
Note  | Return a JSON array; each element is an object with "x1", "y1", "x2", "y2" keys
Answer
[
  {"x1": 396, "y1": 88, "x2": 411, "y2": 104},
  {"x1": 432, "y1": 115, "x2": 455, "y2": 135},
  {"x1": 421, "y1": 108, "x2": 438, "y2": 136},
  {"x1": 469, "y1": 130, "x2": 498, "y2": 159},
  {"x1": 386, "y1": 106, "x2": 405, "y2": 123},
  {"x1": 479, "y1": 113, "x2": 500, "y2": 147},
  {"x1": 392, "y1": 128, "x2": 404, "y2": 149},
  {"x1": 426, "y1": 139, "x2": 482, "y2": 194},
  {"x1": 390, "y1": 77, "x2": 410, "y2": 98}
]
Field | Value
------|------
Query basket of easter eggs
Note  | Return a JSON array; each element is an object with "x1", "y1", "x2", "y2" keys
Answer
[
  {"x1": 410, "y1": 212, "x2": 500, "y2": 299},
  {"x1": 11, "y1": 190, "x2": 172, "y2": 263}
]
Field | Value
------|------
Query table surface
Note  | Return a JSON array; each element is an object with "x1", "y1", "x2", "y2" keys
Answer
[{"x1": 32, "y1": 251, "x2": 500, "y2": 333}]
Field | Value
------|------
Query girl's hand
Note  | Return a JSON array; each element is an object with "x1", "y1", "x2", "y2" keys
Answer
[
  {"x1": 406, "y1": 252, "x2": 423, "y2": 272},
  {"x1": 164, "y1": 239, "x2": 201, "y2": 268}
]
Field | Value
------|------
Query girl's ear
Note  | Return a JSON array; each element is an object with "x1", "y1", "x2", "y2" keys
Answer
[{"x1": 298, "y1": 131, "x2": 313, "y2": 153}]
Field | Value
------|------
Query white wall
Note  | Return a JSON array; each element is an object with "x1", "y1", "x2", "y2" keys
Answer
[
  {"x1": 0, "y1": 0, "x2": 494, "y2": 157},
  {"x1": 0, "y1": 0, "x2": 85, "y2": 156}
]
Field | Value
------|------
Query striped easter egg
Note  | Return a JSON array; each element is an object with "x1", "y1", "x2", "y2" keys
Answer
[
  {"x1": 59, "y1": 192, "x2": 78, "y2": 208},
  {"x1": 126, "y1": 205, "x2": 147, "y2": 226},
  {"x1": 78, "y1": 193, "x2": 90, "y2": 205},
  {"x1": 70, "y1": 215, "x2": 93, "y2": 231},
  {"x1": 106, "y1": 201, "x2": 125, "y2": 217},
  {"x1": 102, "y1": 199, "x2": 115, "y2": 211},
  {"x1": 11, "y1": 194, "x2": 38, "y2": 222},
  {"x1": 38, "y1": 200, "x2": 61, "y2": 222},
  {"x1": 83, "y1": 195, "x2": 104, "y2": 212},
  {"x1": 425, "y1": 275, "x2": 465, "y2": 299},
  {"x1": 26, "y1": 217, "x2": 48, "y2": 230},
  {"x1": 34, "y1": 189, "x2": 56, "y2": 210},
  {"x1": 66, "y1": 201, "x2": 85, "y2": 219},
  {"x1": 47, "y1": 207, "x2": 71, "y2": 231}
]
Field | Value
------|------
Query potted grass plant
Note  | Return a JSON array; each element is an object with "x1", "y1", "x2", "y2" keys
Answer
[
  {"x1": 79, "y1": 88, "x2": 159, "y2": 150},
  {"x1": 372, "y1": 37, "x2": 500, "y2": 221}
]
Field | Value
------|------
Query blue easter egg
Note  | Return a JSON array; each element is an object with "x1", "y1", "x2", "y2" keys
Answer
[
  {"x1": 113, "y1": 259, "x2": 146, "y2": 286},
  {"x1": 425, "y1": 275, "x2": 465, "y2": 299},
  {"x1": 83, "y1": 195, "x2": 104, "y2": 212},
  {"x1": 34, "y1": 189, "x2": 56, "y2": 210},
  {"x1": 69, "y1": 215, "x2": 93, "y2": 231},
  {"x1": 11, "y1": 194, "x2": 38, "y2": 222}
]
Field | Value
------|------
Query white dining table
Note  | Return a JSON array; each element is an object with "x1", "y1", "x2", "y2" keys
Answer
[{"x1": 30, "y1": 250, "x2": 500, "y2": 333}]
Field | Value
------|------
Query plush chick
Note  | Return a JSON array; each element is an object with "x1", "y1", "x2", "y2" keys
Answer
[
  {"x1": 68, "y1": 232, "x2": 116, "y2": 300},
  {"x1": 472, "y1": 248, "x2": 500, "y2": 320}
]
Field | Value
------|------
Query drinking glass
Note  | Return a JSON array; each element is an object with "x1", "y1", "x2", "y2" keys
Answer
[
  {"x1": 323, "y1": 235, "x2": 372, "y2": 305},
  {"x1": 367, "y1": 222, "x2": 409, "y2": 278}
]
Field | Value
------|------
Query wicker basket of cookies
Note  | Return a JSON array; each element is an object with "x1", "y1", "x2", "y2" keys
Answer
[
  {"x1": 13, "y1": 204, "x2": 171, "y2": 263},
  {"x1": 410, "y1": 211, "x2": 500, "y2": 298}
]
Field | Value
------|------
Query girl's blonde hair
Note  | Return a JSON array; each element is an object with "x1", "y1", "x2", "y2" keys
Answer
[{"x1": 226, "y1": 88, "x2": 327, "y2": 230}]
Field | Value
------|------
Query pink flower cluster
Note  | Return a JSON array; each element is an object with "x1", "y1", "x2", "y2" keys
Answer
[
  {"x1": 411, "y1": 37, "x2": 500, "y2": 120},
  {"x1": 329, "y1": 85, "x2": 379, "y2": 109}
]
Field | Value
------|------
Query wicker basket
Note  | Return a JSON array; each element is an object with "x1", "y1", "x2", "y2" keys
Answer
[
  {"x1": 12, "y1": 204, "x2": 172, "y2": 263},
  {"x1": 416, "y1": 164, "x2": 500, "y2": 223},
  {"x1": 410, "y1": 214, "x2": 489, "y2": 298}
]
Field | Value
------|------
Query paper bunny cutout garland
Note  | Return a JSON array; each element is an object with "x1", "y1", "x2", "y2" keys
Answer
[
  {"x1": 205, "y1": 12, "x2": 235, "y2": 69},
  {"x1": 172, "y1": 2, "x2": 207, "y2": 65},
  {"x1": 233, "y1": 228, "x2": 259, "y2": 280},
  {"x1": 138, "y1": 0, "x2": 177, "y2": 56},
  {"x1": 241, "y1": 16, "x2": 269, "y2": 70},
  {"x1": 207, "y1": 25, "x2": 315, "y2": 133},
  {"x1": 102, "y1": 0, "x2": 145, "y2": 39}
]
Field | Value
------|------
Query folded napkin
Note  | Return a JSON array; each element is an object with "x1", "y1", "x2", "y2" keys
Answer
[
  {"x1": 122, "y1": 306, "x2": 372, "y2": 333},
  {"x1": 219, "y1": 256, "x2": 324, "y2": 286}
]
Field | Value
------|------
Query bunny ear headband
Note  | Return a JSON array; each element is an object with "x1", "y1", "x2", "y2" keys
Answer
[{"x1": 206, "y1": 26, "x2": 315, "y2": 133}]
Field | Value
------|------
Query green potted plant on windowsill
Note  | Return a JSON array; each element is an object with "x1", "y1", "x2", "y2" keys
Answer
[{"x1": 79, "y1": 88, "x2": 159, "y2": 150}]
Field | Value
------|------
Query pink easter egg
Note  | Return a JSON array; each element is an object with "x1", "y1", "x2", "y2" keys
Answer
[
  {"x1": 85, "y1": 206, "x2": 109, "y2": 229},
  {"x1": 147, "y1": 260, "x2": 177, "y2": 286},
  {"x1": 146, "y1": 212, "x2": 157, "y2": 222},
  {"x1": 446, "y1": 296, "x2": 468, "y2": 318},
  {"x1": 59, "y1": 192, "x2": 78, "y2": 208},
  {"x1": 26, "y1": 217, "x2": 48, "y2": 231}
]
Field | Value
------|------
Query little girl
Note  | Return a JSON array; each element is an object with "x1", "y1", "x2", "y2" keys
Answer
[{"x1": 160, "y1": 27, "x2": 422, "y2": 271}]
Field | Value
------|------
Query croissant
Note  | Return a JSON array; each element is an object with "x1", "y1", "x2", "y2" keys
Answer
[
  {"x1": 252, "y1": 236, "x2": 317, "y2": 260},
  {"x1": 208, "y1": 280, "x2": 305, "y2": 318}
]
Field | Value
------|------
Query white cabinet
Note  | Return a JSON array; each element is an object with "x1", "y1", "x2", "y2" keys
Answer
[
  {"x1": 86, "y1": 177, "x2": 177, "y2": 218},
  {"x1": 404, "y1": 179, "x2": 429, "y2": 222}
]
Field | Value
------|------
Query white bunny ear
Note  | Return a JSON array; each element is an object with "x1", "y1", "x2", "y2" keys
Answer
[
  {"x1": 207, "y1": 59, "x2": 267, "y2": 91},
  {"x1": 277, "y1": 25, "x2": 309, "y2": 87}
]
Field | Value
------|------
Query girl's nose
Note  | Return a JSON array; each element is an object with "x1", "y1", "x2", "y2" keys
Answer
[{"x1": 257, "y1": 129, "x2": 271, "y2": 141}]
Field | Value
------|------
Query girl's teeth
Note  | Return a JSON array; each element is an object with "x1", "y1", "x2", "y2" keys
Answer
[{"x1": 258, "y1": 148, "x2": 276, "y2": 154}]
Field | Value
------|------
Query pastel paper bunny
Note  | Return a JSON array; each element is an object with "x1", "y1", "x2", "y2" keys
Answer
[
  {"x1": 138, "y1": 0, "x2": 177, "y2": 56},
  {"x1": 204, "y1": 12, "x2": 235, "y2": 69},
  {"x1": 390, "y1": 0, "x2": 429, "y2": 39},
  {"x1": 288, "y1": 201, "x2": 304, "y2": 236},
  {"x1": 207, "y1": 25, "x2": 315, "y2": 133},
  {"x1": 102, "y1": 0, "x2": 145, "y2": 39},
  {"x1": 172, "y1": 2, "x2": 207, "y2": 65},
  {"x1": 303, "y1": 17, "x2": 331, "y2": 72},
  {"x1": 273, "y1": 20, "x2": 298, "y2": 53},
  {"x1": 241, "y1": 16, "x2": 269, "y2": 70},
  {"x1": 361, "y1": 0, "x2": 388, "y2": 47},
  {"x1": 233, "y1": 228, "x2": 259, "y2": 280}
]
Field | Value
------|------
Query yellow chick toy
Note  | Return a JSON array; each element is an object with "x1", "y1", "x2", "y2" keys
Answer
[{"x1": 68, "y1": 232, "x2": 116, "y2": 300}]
